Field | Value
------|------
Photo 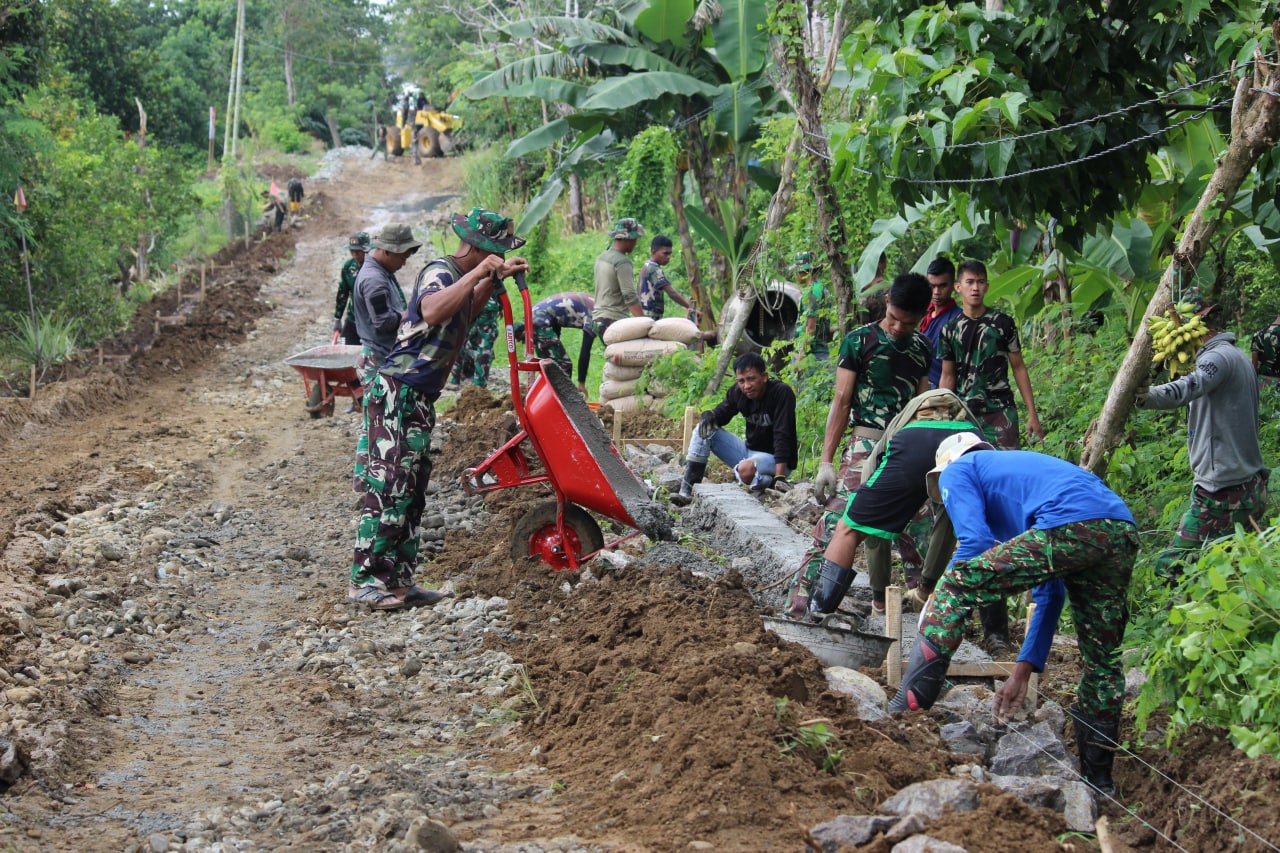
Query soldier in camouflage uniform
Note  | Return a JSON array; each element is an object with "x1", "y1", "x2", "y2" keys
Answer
[
  {"x1": 592, "y1": 217, "x2": 646, "y2": 339},
  {"x1": 937, "y1": 260, "x2": 1044, "y2": 448},
  {"x1": 786, "y1": 274, "x2": 932, "y2": 616},
  {"x1": 351, "y1": 225, "x2": 414, "y2": 491},
  {"x1": 349, "y1": 208, "x2": 528, "y2": 611},
  {"x1": 447, "y1": 292, "x2": 501, "y2": 388},
  {"x1": 1138, "y1": 301, "x2": 1268, "y2": 583},
  {"x1": 530, "y1": 292, "x2": 595, "y2": 396},
  {"x1": 1251, "y1": 313, "x2": 1280, "y2": 383},
  {"x1": 333, "y1": 232, "x2": 370, "y2": 347},
  {"x1": 889, "y1": 436, "x2": 1138, "y2": 797}
]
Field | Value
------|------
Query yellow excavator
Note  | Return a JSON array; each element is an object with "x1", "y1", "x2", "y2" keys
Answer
[{"x1": 390, "y1": 105, "x2": 462, "y2": 158}]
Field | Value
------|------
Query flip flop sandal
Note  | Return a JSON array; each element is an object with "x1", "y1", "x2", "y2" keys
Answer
[
  {"x1": 349, "y1": 585, "x2": 404, "y2": 611},
  {"x1": 403, "y1": 585, "x2": 450, "y2": 608}
]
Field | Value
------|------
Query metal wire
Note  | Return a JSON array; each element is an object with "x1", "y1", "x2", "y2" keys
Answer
[{"x1": 801, "y1": 100, "x2": 1225, "y2": 184}]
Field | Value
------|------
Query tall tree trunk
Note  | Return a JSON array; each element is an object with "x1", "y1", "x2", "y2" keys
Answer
[
  {"x1": 324, "y1": 112, "x2": 341, "y2": 149},
  {"x1": 1080, "y1": 44, "x2": 1280, "y2": 476},
  {"x1": 134, "y1": 98, "x2": 150, "y2": 285},
  {"x1": 568, "y1": 172, "x2": 584, "y2": 234},
  {"x1": 284, "y1": 50, "x2": 296, "y2": 106},
  {"x1": 672, "y1": 163, "x2": 711, "y2": 329},
  {"x1": 230, "y1": 0, "x2": 246, "y2": 159},
  {"x1": 776, "y1": 0, "x2": 853, "y2": 332},
  {"x1": 702, "y1": 130, "x2": 802, "y2": 396},
  {"x1": 686, "y1": 116, "x2": 728, "y2": 300}
]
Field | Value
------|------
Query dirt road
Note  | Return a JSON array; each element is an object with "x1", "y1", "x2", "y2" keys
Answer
[{"x1": 1, "y1": 150, "x2": 1278, "y2": 853}]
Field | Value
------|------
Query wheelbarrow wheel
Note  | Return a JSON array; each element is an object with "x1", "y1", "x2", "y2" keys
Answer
[
  {"x1": 306, "y1": 383, "x2": 325, "y2": 419},
  {"x1": 510, "y1": 501, "x2": 603, "y2": 571}
]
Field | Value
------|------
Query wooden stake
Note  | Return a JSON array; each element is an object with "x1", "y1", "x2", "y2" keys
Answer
[
  {"x1": 1025, "y1": 599, "x2": 1039, "y2": 711},
  {"x1": 1096, "y1": 815, "x2": 1115, "y2": 853},
  {"x1": 886, "y1": 584, "x2": 903, "y2": 687},
  {"x1": 200, "y1": 262, "x2": 206, "y2": 299},
  {"x1": 612, "y1": 408, "x2": 623, "y2": 444},
  {"x1": 682, "y1": 406, "x2": 697, "y2": 454},
  {"x1": 29, "y1": 365, "x2": 36, "y2": 401}
]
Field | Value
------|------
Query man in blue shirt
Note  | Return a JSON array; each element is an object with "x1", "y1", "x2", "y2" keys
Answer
[{"x1": 889, "y1": 435, "x2": 1139, "y2": 797}]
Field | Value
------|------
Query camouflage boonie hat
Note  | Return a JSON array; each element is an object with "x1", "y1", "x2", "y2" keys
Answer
[
  {"x1": 346, "y1": 231, "x2": 371, "y2": 252},
  {"x1": 372, "y1": 223, "x2": 422, "y2": 255},
  {"x1": 609, "y1": 218, "x2": 644, "y2": 241},
  {"x1": 793, "y1": 251, "x2": 815, "y2": 272},
  {"x1": 451, "y1": 207, "x2": 525, "y2": 253}
]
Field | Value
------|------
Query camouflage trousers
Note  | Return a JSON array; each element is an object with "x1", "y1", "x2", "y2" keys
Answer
[
  {"x1": 919, "y1": 518, "x2": 1139, "y2": 722},
  {"x1": 534, "y1": 326, "x2": 570, "y2": 377},
  {"x1": 784, "y1": 438, "x2": 924, "y2": 611},
  {"x1": 1154, "y1": 469, "x2": 1269, "y2": 582},
  {"x1": 449, "y1": 316, "x2": 499, "y2": 387},
  {"x1": 979, "y1": 407, "x2": 1020, "y2": 449},
  {"x1": 351, "y1": 374, "x2": 436, "y2": 589},
  {"x1": 352, "y1": 346, "x2": 385, "y2": 493}
]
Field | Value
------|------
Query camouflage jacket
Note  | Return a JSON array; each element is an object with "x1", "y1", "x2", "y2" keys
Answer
[
  {"x1": 836, "y1": 323, "x2": 931, "y2": 430},
  {"x1": 533, "y1": 292, "x2": 594, "y2": 330},
  {"x1": 637, "y1": 260, "x2": 670, "y2": 317},
  {"x1": 334, "y1": 258, "x2": 360, "y2": 323},
  {"x1": 937, "y1": 309, "x2": 1021, "y2": 415},
  {"x1": 1252, "y1": 323, "x2": 1280, "y2": 378},
  {"x1": 380, "y1": 257, "x2": 471, "y2": 398}
]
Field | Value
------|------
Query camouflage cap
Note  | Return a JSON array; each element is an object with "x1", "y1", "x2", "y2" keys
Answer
[
  {"x1": 793, "y1": 251, "x2": 815, "y2": 272},
  {"x1": 451, "y1": 207, "x2": 525, "y2": 254},
  {"x1": 609, "y1": 218, "x2": 644, "y2": 241},
  {"x1": 346, "y1": 231, "x2": 371, "y2": 252},
  {"x1": 371, "y1": 223, "x2": 422, "y2": 255}
]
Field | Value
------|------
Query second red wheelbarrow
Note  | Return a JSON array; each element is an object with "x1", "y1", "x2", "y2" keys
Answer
[{"x1": 462, "y1": 274, "x2": 673, "y2": 570}]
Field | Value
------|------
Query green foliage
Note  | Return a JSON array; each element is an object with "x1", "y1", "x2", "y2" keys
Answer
[
  {"x1": 774, "y1": 697, "x2": 843, "y2": 774},
  {"x1": 613, "y1": 126, "x2": 677, "y2": 238},
  {"x1": 4, "y1": 311, "x2": 79, "y2": 380},
  {"x1": 260, "y1": 117, "x2": 312, "y2": 154},
  {"x1": 835, "y1": 1, "x2": 1271, "y2": 240},
  {"x1": 1136, "y1": 524, "x2": 1280, "y2": 759}
]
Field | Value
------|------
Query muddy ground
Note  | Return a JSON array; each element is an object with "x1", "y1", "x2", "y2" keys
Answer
[{"x1": 0, "y1": 148, "x2": 1277, "y2": 852}]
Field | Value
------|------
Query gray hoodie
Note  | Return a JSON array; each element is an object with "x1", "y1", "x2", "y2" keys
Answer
[{"x1": 1140, "y1": 332, "x2": 1265, "y2": 492}]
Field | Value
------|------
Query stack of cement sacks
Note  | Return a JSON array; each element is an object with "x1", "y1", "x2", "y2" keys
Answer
[{"x1": 599, "y1": 316, "x2": 701, "y2": 412}]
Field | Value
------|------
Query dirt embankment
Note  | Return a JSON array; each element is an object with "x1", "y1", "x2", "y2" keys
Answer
[{"x1": 0, "y1": 149, "x2": 1277, "y2": 853}]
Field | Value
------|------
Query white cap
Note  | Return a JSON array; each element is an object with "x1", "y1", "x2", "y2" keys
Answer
[{"x1": 926, "y1": 432, "x2": 994, "y2": 500}]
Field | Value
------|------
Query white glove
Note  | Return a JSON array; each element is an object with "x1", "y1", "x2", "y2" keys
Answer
[{"x1": 814, "y1": 462, "x2": 838, "y2": 505}]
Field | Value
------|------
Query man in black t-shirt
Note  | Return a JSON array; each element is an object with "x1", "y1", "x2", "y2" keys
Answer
[{"x1": 671, "y1": 352, "x2": 797, "y2": 506}]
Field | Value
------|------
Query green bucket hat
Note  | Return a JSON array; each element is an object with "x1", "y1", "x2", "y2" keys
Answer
[
  {"x1": 346, "y1": 231, "x2": 371, "y2": 252},
  {"x1": 451, "y1": 207, "x2": 525, "y2": 254},
  {"x1": 609, "y1": 217, "x2": 644, "y2": 241},
  {"x1": 371, "y1": 223, "x2": 422, "y2": 255}
]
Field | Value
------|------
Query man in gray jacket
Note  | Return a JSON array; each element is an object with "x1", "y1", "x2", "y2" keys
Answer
[{"x1": 1137, "y1": 300, "x2": 1269, "y2": 582}]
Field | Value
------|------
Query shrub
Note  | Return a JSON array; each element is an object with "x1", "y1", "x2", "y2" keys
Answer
[
  {"x1": 260, "y1": 118, "x2": 310, "y2": 154},
  {"x1": 1136, "y1": 523, "x2": 1280, "y2": 759}
]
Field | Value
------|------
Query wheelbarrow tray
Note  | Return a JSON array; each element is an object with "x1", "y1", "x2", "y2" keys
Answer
[
  {"x1": 763, "y1": 614, "x2": 894, "y2": 670},
  {"x1": 523, "y1": 362, "x2": 672, "y2": 542},
  {"x1": 283, "y1": 344, "x2": 363, "y2": 417}
]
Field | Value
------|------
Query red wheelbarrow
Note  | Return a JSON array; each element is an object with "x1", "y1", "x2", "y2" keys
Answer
[
  {"x1": 463, "y1": 274, "x2": 673, "y2": 570},
  {"x1": 283, "y1": 343, "x2": 363, "y2": 418}
]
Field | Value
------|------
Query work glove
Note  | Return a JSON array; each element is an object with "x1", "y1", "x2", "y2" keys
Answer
[
  {"x1": 814, "y1": 462, "x2": 838, "y2": 506},
  {"x1": 332, "y1": 318, "x2": 342, "y2": 333},
  {"x1": 697, "y1": 412, "x2": 718, "y2": 441}
]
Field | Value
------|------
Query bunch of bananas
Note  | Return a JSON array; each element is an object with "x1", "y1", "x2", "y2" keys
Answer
[{"x1": 1147, "y1": 302, "x2": 1208, "y2": 378}]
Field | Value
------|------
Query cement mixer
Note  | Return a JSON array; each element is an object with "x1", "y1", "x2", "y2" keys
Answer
[{"x1": 717, "y1": 281, "x2": 802, "y2": 354}]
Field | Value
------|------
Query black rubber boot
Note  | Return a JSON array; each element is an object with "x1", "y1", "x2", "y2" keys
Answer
[
  {"x1": 811, "y1": 558, "x2": 855, "y2": 615},
  {"x1": 979, "y1": 599, "x2": 1011, "y2": 656},
  {"x1": 669, "y1": 460, "x2": 707, "y2": 507},
  {"x1": 888, "y1": 634, "x2": 952, "y2": 712},
  {"x1": 1069, "y1": 707, "x2": 1119, "y2": 797}
]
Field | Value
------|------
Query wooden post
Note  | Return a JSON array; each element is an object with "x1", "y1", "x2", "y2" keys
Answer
[
  {"x1": 200, "y1": 262, "x2": 206, "y2": 300},
  {"x1": 176, "y1": 274, "x2": 182, "y2": 302},
  {"x1": 612, "y1": 409, "x2": 623, "y2": 444},
  {"x1": 886, "y1": 584, "x2": 903, "y2": 688},
  {"x1": 153, "y1": 310, "x2": 160, "y2": 336},
  {"x1": 28, "y1": 365, "x2": 36, "y2": 401},
  {"x1": 1024, "y1": 599, "x2": 1039, "y2": 711},
  {"x1": 682, "y1": 406, "x2": 697, "y2": 453}
]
